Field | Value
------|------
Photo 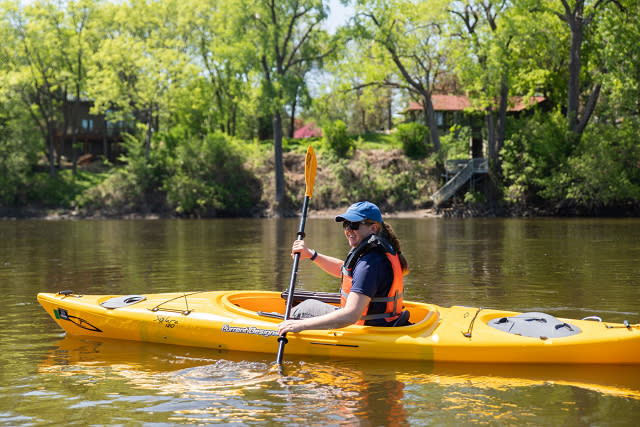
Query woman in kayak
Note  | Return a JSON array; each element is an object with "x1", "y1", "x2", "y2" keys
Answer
[{"x1": 278, "y1": 201, "x2": 409, "y2": 336}]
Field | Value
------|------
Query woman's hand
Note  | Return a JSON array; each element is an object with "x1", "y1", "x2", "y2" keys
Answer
[
  {"x1": 278, "y1": 319, "x2": 305, "y2": 335},
  {"x1": 291, "y1": 240, "x2": 314, "y2": 259}
]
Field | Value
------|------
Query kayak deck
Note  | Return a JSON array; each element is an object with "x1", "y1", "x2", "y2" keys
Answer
[{"x1": 37, "y1": 290, "x2": 640, "y2": 364}]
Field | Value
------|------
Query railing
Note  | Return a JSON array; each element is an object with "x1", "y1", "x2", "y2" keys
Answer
[{"x1": 432, "y1": 158, "x2": 488, "y2": 206}]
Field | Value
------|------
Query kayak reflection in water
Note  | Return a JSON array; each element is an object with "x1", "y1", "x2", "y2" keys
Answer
[{"x1": 278, "y1": 201, "x2": 410, "y2": 336}]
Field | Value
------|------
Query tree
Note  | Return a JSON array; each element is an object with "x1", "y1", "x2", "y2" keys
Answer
[
  {"x1": 447, "y1": 0, "x2": 511, "y2": 173},
  {"x1": 177, "y1": 0, "x2": 255, "y2": 137},
  {"x1": 547, "y1": 0, "x2": 625, "y2": 137},
  {"x1": 2, "y1": 0, "x2": 68, "y2": 177},
  {"x1": 594, "y1": 0, "x2": 640, "y2": 120},
  {"x1": 87, "y1": 0, "x2": 194, "y2": 164},
  {"x1": 48, "y1": 0, "x2": 99, "y2": 174},
  {"x1": 351, "y1": 0, "x2": 451, "y2": 153},
  {"x1": 246, "y1": 0, "x2": 332, "y2": 214}
]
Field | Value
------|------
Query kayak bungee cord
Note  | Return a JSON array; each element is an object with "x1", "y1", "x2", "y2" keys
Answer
[
  {"x1": 150, "y1": 291, "x2": 204, "y2": 315},
  {"x1": 462, "y1": 308, "x2": 483, "y2": 338}
]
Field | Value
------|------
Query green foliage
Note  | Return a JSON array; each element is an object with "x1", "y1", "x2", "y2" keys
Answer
[
  {"x1": 27, "y1": 169, "x2": 108, "y2": 208},
  {"x1": 501, "y1": 110, "x2": 640, "y2": 210},
  {"x1": 464, "y1": 190, "x2": 487, "y2": 204},
  {"x1": 540, "y1": 120, "x2": 640, "y2": 208},
  {"x1": 355, "y1": 132, "x2": 399, "y2": 149},
  {"x1": 0, "y1": 104, "x2": 41, "y2": 206},
  {"x1": 315, "y1": 150, "x2": 436, "y2": 211},
  {"x1": 164, "y1": 132, "x2": 259, "y2": 216},
  {"x1": 75, "y1": 131, "x2": 171, "y2": 214},
  {"x1": 394, "y1": 122, "x2": 431, "y2": 159},
  {"x1": 501, "y1": 110, "x2": 569, "y2": 204},
  {"x1": 0, "y1": 0, "x2": 639, "y2": 216},
  {"x1": 323, "y1": 120, "x2": 353, "y2": 157},
  {"x1": 439, "y1": 125, "x2": 471, "y2": 160},
  {"x1": 120, "y1": 132, "x2": 169, "y2": 192}
]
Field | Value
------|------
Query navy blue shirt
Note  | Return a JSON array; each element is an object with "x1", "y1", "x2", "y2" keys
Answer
[{"x1": 349, "y1": 249, "x2": 394, "y2": 326}]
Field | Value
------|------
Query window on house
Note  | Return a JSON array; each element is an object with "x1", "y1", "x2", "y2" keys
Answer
[
  {"x1": 82, "y1": 119, "x2": 94, "y2": 131},
  {"x1": 435, "y1": 112, "x2": 444, "y2": 127}
]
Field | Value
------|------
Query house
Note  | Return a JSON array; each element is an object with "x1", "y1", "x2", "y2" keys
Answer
[
  {"x1": 55, "y1": 100, "x2": 134, "y2": 164},
  {"x1": 405, "y1": 94, "x2": 546, "y2": 130},
  {"x1": 405, "y1": 94, "x2": 545, "y2": 206},
  {"x1": 404, "y1": 94, "x2": 546, "y2": 158}
]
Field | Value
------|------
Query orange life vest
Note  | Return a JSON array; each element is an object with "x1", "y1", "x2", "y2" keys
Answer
[{"x1": 340, "y1": 235, "x2": 404, "y2": 326}]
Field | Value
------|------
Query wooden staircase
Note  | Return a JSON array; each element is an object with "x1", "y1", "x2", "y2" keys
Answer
[{"x1": 432, "y1": 158, "x2": 488, "y2": 206}]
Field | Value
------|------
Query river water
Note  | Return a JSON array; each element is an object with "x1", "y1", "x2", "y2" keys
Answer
[{"x1": 1, "y1": 218, "x2": 640, "y2": 425}]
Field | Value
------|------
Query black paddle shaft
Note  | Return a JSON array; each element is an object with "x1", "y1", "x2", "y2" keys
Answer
[{"x1": 276, "y1": 195, "x2": 310, "y2": 364}]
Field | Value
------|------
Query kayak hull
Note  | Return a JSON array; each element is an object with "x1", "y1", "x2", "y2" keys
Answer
[{"x1": 37, "y1": 290, "x2": 640, "y2": 364}]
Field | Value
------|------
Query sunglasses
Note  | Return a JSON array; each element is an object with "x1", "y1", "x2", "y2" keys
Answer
[{"x1": 342, "y1": 220, "x2": 373, "y2": 231}]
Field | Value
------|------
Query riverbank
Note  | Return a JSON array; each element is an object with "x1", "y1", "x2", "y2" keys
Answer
[
  {"x1": 0, "y1": 206, "x2": 443, "y2": 220},
  {"x1": 2, "y1": 147, "x2": 638, "y2": 220},
  {"x1": 6, "y1": 203, "x2": 636, "y2": 221},
  {"x1": 3, "y1": 197, "x2": 639, "y2": 221}
]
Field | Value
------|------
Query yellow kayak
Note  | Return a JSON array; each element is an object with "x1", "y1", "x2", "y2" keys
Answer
[{"x1": 37, "y1": 290, "x2": 640, "y2": 364}]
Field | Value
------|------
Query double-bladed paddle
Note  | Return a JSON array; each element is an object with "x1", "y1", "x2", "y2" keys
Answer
[{"x1": 276, "y1": 145, "x2": 317, "y2": 365}]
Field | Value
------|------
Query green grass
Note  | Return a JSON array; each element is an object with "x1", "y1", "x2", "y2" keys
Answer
[
  {"x1": 284, "y1": 132, "x2": 400, "y2": 154},
  {"x1": 28, "y1": 169, "x2": 110, "y2": 207}
]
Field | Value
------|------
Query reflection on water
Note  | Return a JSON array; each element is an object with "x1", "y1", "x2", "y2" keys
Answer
[
  {"x1": 35, "y1": 335, "x2": 640, "y2": 425},
  {"x1": 39, "y1": 336, "x2": 409, "y2": 425},
  {"x1": 2, "y1": 218, "x2": 640, "y2": 425}
]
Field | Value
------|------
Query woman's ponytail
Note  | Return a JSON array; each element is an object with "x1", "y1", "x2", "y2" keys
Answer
[{"x1": 380, "y1": 222, "x2": 409, "y2": 274}]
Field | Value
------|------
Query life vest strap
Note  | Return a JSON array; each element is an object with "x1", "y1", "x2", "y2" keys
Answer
[
  {"x1": 340, "y1": 289, "x2": 403, "y2": 320},
  {"x1": 340, "y1": 289, "x2": 403, "y2": 303},
  {"x1": 359, "y1": 311, "x2": 402, "y2": 321}
]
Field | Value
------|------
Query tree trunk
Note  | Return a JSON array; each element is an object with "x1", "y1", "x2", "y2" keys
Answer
[
  {"x1": 71, "y1": 114, "x2": 78, "y2": 176},
  {"x1": 47, "y1": 121, "x2": 56, "y2": 177},
  {"x1": 289, "y1": 96, "x2": 297, "y2": 138},
  {"x1": 422, "y1": 94, "x2": 441, "y2": 152},
  {"x1": 567, "y1": 15, "x2": 583, "y2": 132},
  {"x1": 496, "y1": 75, "x2": 509, "y2": 168},
  {"x1": 71, "y1": 88, "x2": 81, "y2": 175},
  {"x1": 72, "y1": 130, "x2": 78, "y2": 175},
  {"x1": 231, "y1": 104, "x2": 237, "y2": 137},
  {"x1": 145, "y1": 109, "x2": 152, "y2": 164},
  {"x1": 387, "y1": 91, "x2": 392, "y2": 130},
  {"x1": 273, "y1": 110, "x2": 285, "y2": 215},
  {"x1": 575, "y1": 83, "x2": 601, "y2": 135},
  {"x1": 486, "y1": 108, "x2": 496, "y2": 162},
  {"x1": 103, "y1": 132, "x2": 108, "y2": 163},
  {"x1": 59, "y1": 101, "x2": 68, "y2": 167}
]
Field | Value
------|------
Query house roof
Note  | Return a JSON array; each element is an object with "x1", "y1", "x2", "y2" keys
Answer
[{"x1": 407, "y1": 95, "x2": 545, "y2": 113}]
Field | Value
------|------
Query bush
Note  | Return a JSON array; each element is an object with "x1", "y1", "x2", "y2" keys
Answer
[
  {"x1": 501, "y1": 110, "x2": 569, "y2": 204},
  {"x1": 440, "y1": 124, "x2": 471, "y2": 160},
  {"x1": 164, "y1": 132, "x2": 260, "y2": 216},
  {"x1": 316, "y1": 149, "x2": 436, "y2": 211},
  {"x1": 0, "y1": 105, "x2": 41, "y2": 206},
  {"x1": 323, "y1": 120, "x2": 353, "y2": 157},
  {"x1": 501, "y1": 110, "x2": 640, "y2": 210},
  {"x1": 394, "y1": 122, "x2": 431, "y2": 159},
  {"x1": 76, "y1": 130, "x2": 174, "y2": 215},
  {"x1": 541, "y1": 119, "x2": 640, "y2": 208}
]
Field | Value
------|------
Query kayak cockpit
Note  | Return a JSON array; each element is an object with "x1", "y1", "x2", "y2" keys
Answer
[{"x1": 221, "y1": 290, "x2": 438, "y2": 329}]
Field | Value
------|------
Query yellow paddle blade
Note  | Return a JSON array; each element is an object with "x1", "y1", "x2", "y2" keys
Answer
[{"x1": 304, "y1": 145, "x2": 317, "y2": 198}]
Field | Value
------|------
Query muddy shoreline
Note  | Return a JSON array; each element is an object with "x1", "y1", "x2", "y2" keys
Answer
[{"x1": 5, "y1": 203, "x2": 636, "y2": 221}]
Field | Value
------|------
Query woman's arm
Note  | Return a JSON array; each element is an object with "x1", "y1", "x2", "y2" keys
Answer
[
  {"x1": 292, "y1": 240, "x2": 343, "y2": 277},
  {"x1": 278, "y1": 292, "x2": 370, "y2": 334}
]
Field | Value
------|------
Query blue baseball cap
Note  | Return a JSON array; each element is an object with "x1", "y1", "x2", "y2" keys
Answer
[{"x1": 335, "y1": 201, "x2": 383, "y2": 224}]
